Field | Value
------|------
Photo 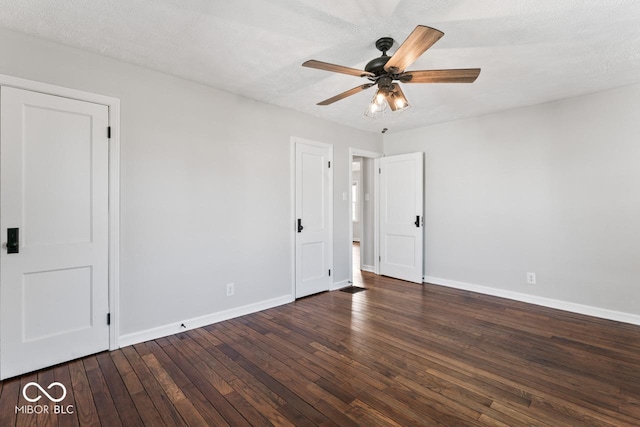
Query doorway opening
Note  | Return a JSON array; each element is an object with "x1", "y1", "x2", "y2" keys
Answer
[
  {"x1": 348, "y1": 148, "x2": 382, "y2": 287},
  {"x1": 352, "y1": 241, "x2": 365, "y2": 286}
]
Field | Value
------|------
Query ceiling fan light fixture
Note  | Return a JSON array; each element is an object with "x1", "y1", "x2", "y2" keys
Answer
[
  {"x1": 387, "y1": 83, "x2": 410, "y2": 113},
  {"x1": 365, "y1": 90, "x2": 388, "y2": 119},
  {"x1": 392, "y1": 93, "x2": 410, "y2": 112}
]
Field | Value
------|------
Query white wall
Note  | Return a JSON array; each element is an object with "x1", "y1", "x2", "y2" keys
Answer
[
  {"x1": 384, "y1": 84, "x2": 640, "y2": 318},
  {"x1": 0, "y1": 28, "x2": 382, "y2": 340}
]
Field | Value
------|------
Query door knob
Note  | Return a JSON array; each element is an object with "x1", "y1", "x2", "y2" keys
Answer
[
  {"x1": 414, "y1": 216, "x2": 420, "y2": 228},
  {"x1": 297, "y1": 219, "x2": 304, "y2": 233}
]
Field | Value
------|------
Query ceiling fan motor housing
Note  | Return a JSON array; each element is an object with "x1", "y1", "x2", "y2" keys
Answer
[
  {"x1": 365, "y1": 56, "x2": 390, "y2": 75},
  {"x1": 365, "y1": 37, "x2": 394, "y2": 76}
]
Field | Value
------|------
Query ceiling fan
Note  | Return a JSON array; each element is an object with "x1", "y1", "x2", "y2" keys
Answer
[{"x1": 302, "y1": 25, "x2": 480, "y2": 117}]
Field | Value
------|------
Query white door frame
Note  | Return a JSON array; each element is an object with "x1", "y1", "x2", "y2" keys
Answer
[
  {"x1": 290, "y1": 137, "x2": 333, "y2": 298},
  {"x1": 348, "y1": 148, "x2": 383, "y2": 284},
  {"x1": 0, "y1": 73, "x2": 120, "y2": 358}
]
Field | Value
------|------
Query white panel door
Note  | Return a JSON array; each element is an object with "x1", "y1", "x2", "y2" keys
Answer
[
  {"x1": 0, "y1": 86, "x2": 110, "y2": 379},
  {"x1": 379, "y1": 152, "x2": 424, "y2": 283},
  {"x1": 295, "y1": 141, "x2": 332, "y2": 298}
]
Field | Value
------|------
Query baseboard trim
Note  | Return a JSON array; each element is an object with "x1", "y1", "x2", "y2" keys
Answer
[
  {"x1": 331, "y1": 279, "x2": 350, "y2": 291},
  {"x1": 362, "y1": 265, "x2": 375, "y2": 273},
  {"x1": 423, "y1": 276, "x2": 640, "y2": 326},
  {"x1": 118, "y1": 295, "x2": 294, "y2": 348}
]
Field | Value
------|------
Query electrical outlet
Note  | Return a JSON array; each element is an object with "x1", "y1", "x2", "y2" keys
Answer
[
  {"x1": 226, "y1": 283, "x2": 234, "y2": 297},
  {"x1": 527, "y1": 272, "x2": 536, "y2": 285}
]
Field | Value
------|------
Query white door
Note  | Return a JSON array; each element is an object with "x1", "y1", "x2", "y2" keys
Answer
[
  {"x1": 0, "y1": 87, "x2": 110, "y2": 380},
  {"x1": 295, "y1": 141, "x2": 332, "y2": 298},
  {"x1": 379, "y1": 152, "x2": 424, "y2": 283}
]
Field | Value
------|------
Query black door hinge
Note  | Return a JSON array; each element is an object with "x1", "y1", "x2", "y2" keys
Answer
[
  {"x1": 328, "y1": 269, "x2": 331, "y2": 277},
  {"x1": 107, "y1": 313, "x2": 111, "y2": 325},
  {"x1": 328, "y1": 161, "x2": 331, "y2": 168},
  {"x1": 379, "y1": 168, "x2": 381, "y2": 174},
  {"x1": 107, "y1": 127, "x2": 111, "y2": 139}
]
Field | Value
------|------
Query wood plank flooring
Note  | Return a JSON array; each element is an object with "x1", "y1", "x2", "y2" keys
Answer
[{"x1": 2, "y1": 248, "x2": 640, "y2": 425}]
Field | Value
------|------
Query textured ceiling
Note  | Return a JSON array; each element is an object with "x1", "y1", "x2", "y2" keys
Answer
[{"x1": 1, "y1": 0, "x2": 640, "y2": 133}]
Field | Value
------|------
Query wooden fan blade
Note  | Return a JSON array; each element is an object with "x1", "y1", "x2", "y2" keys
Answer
[
  {"x1": 303, "y1": 60, "x2": 374, "y2": 77},
  {"x1": 399, "y1": 68, "x2": 481, "y2": 83},
  {"x1": 317, "y1": 83, "x2": 374, "y2": 106},
  {"x1": 384, "y1": 25, "x2": 444, "y2": 73}
]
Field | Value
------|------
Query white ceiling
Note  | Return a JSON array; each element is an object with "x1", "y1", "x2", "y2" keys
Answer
[{"x1": 1, "y1": 0, "x2": 640, "y2": 133}]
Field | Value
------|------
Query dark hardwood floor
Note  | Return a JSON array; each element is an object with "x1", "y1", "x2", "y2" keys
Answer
[{"x1": 2, "y1": 245, "x2": 640, "y2": 425}]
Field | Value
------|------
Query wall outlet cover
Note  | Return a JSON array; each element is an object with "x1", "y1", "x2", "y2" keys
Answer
[{"x1": 527, "y1": 272, "x2": 536, "y2": 285}]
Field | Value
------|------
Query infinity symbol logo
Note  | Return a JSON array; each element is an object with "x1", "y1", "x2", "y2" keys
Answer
[{"x1": 22, "y1": 382, "x2": 67, "y2": 403}]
